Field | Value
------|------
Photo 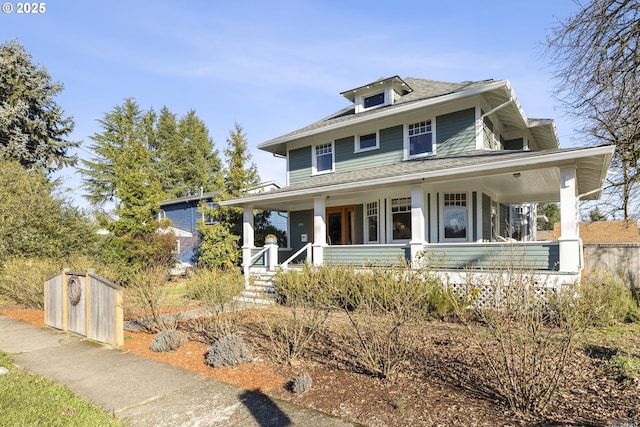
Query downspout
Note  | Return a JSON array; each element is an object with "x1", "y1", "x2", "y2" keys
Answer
[
  {"x1": 574, "y1": 185, "x2": 605, "y2": 272},
  {"x1": 476, "y1": 98, "x2": 515, "y2": 148}
]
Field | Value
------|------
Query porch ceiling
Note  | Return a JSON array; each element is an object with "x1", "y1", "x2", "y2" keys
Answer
[{"x1": 222, "y1": 145, "x2": 614, "y2": 211}]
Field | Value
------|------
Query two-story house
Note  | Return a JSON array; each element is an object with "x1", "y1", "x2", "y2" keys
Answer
[{"x1": 221, "y1": 76, "x2": 614, "y2": 287}]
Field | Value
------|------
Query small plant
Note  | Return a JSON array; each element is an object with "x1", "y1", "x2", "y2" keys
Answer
[
  {"x1": 205, "y1": 334, "x2": 253, "y2": 368},
  {"x1": 394, "y1": 394, "x2": 406, "y2": 411},
  {"x1": 610, "y1": 354, "x2": 640, "y2": 383},
  {"x1": 149, "y1": 329, "x2": 187, "y2": 352},
  {"x1": 291, "y1": 372, "x2": 312, "y2": 394}
]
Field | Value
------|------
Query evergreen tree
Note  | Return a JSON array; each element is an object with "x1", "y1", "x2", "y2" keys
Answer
[
  {"x1": 0, "y1": 40, "x2": 78, "y2": 172},
  {"x1": 196, "y1": 123, "x2": 259, "y2": 267},
  {"x1": 537, "y1": 203, "x2": 560, "y2": 231},
  {"x1": 80, "y1": 99, "x2": 171, "y2": 279},
  {"x1": 0, "y1": 160, "x2": 97, "y2": 260},
  {"x1": 152, "y1": 108, "x2": 222, "y2": 198},
  {"x1": 589, "y1": 206, "x2": 607, "y2": 221}
]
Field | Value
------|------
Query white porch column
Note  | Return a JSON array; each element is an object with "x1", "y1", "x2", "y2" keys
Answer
[
  {"x1": 558, "y1": 166, "x2": 580, "y2": 272},
  {"x1": 313, "y1": 197, "x2": 326, "y2": 266},
  {"x1": 242, "y1": 205, "x2": 255, "y2": 278},
  {"x1": 410, "y1": 185, "x2": 427, "y2": 267}
]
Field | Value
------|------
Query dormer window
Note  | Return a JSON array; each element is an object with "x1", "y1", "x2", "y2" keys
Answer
[
  {"x1": 364, "y1": 93, "x2": 385, "y2": 109},
  {"x1": 341, "y1": 76, "x2": 413, "y2": 114}
]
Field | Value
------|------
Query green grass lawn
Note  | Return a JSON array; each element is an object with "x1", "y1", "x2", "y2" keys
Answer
[{"x1": 0, "y1": 352, "x2": 124, "y2": 427}]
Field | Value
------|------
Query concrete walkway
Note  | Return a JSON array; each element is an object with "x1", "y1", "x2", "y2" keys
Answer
[{"x1": 0, "y1": 315, "x2": 357, "y2": 426}]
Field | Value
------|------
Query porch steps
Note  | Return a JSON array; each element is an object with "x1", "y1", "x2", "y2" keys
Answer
[{"x1": 235, "y1": 270, "x2": 278, "y2": 305}]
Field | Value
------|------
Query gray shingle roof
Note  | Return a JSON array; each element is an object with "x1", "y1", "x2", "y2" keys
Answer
[{"x1": 258, "y1": 77, "x2": 498, "y2": 153}]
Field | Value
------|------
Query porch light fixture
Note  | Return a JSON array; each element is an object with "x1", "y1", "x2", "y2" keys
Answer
[{"x1": 513, "y1": 172, "x2": 521, "y2": 178}]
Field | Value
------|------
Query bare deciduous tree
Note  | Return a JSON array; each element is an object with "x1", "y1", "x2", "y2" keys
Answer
[{"x1": 547, "y1": 0, "x2": 640, "y2": 219}]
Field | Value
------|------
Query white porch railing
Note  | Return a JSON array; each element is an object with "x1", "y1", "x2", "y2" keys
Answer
[{"x1": 280, "y1": 243, "x2": 312, "y2": 269}]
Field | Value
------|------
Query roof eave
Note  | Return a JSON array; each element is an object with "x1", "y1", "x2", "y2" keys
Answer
[
  {"x1": 221, "y1": 145, "x2": 615, "y2": 207},
  {"x1": 257, "y1": 80, "x2": 511, "y2": 155}
]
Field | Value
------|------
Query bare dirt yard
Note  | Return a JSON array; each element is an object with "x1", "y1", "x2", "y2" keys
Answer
[{"x1": 2, "y1": 303, "x2": 639, "y2": 427}]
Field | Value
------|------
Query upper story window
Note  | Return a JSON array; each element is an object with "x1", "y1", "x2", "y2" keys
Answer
[
  {"x1": 355, "y1": 132, "x2": 378, "y2": 153},
  {"x1": 406, "y1": 120, "x2": 434, "y2": 158},
  {"x1": 313, "y1": 142, "x2": 334, "y2": 174},
  {"x1": 364, "y1": 93, "x2": 385, "y2": 109}
]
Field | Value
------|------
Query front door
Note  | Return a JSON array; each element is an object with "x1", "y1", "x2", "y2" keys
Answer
[{"x1": 327, "y1": 206, "x2": 356, "y2": 245}]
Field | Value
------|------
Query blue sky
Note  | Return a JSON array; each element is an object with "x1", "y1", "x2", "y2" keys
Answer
[{"x1": 2, "y1": 1, "x2": 582, "y2": 209}]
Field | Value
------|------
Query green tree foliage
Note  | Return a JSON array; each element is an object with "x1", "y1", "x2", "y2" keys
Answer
[
  {"x1": 0, "y1": 40, "x2": 78, "y2": 172},
  {"x1": 589, "y1": 206, "x2": 608, "y2": 221},
  {"x1": 537, "y1": 203, "x2": 560, "y2": 231},
  {"x1": 158, "y1": 109, "x2": 222, "y2": 198},
  {"x1": 195, "y1": 222, "x2": 240, "y2": 269},
  {"x1": 0, "y1": 160, "x2": 97, "y2": 260},
  {"x1": 80, "y1": 99, "x2": 172, "y2": 280}
]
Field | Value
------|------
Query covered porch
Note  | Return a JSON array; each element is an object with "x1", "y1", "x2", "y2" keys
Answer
[{"x1": 221, "y1": 146, "x2": 614, "y2": 284}]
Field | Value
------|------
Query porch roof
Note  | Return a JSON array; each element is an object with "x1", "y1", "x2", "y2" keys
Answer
[{"x1": 221, "y1": 145, "x2": 614, "y2": 211}]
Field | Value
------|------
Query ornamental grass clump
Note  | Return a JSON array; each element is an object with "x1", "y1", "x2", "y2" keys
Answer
[
  {"x1": 149, "y1": 329, "x2": 187, "y2": 352},
  {"x1": 291, "y1": 372, "x2": 312, "y2": 394},
  {"x1": 205, "y1": 334, "x2": 253, "y2": 368}
]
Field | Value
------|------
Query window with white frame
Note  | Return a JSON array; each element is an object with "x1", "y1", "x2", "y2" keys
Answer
[
  {"x1": 391, "y1": 197, "x2": 411, "y2": 240},
  {"x1": 407, "y1": 120, "x2": 434, "y2": 158},
  {"x1": 314, "y1": 143, "x2": 334, "y2": 174},
  {"x1": 443, "y1": 193, "x2": 467, "y2": 240},
  {"x1": 366, "y1": 201, "x2": 378, "y2": 243},
  {"x1": 356, "y1": 132, "x2": 378, "y2": 152},
  {"x1": 364, "y1": 92, "x2": 385, "y2": 109}
]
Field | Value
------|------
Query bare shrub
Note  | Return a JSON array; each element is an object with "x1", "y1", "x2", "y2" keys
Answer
[
  {"x1": 124, "y1": 265, "x2": 182, "y2": 331},
  {"x1": 0, "y1": 257, "x2": 60, "y2": 309},
  {"x1": 205, "y1": 333, "x2": 253, "y2": 368},
  {"x1": 184, "y1": 267, "x2": 245, "y2": 338},
  {"x1": 452, "y1": 265, "x2": 589, "y2": 419},
  {"x1": 325, "y1": 260, "x2": 437, "y2": 379},
  {"x1": 261, "y1": 265, "x2": 330, "y2": 362},
  {"x1": 149, "y1": 329, "x2": 187, "y2": 352}
]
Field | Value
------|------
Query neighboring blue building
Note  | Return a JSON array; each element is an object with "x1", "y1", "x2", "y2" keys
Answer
[
  {"x1": 158, "y1": 182, "x2": 285, "y2": 270},
  {"x1": 159, "y1": 191, "x2": 218, "y2": 267}
]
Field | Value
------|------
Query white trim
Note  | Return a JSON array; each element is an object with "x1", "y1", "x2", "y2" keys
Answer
[
  {"x1": 312, "y1": 141, "x2": 335, "y2": 175},
  {"x1": 355, "y1": 130, "x2": 380, "y2": 153},
  {"x1": 439, "y1": 192, "x2": 472, "y2": 243},
  {"x1": 404, "y1": 118, "x2": 436, "y2": 160},
  {"x1": 388, "y1": 195, "x2": 412, "y2": 243},
  {"x1": 363, "y1": 200, "x2": 380, "y2": 243},
  {"x1": 220, "y1": 145, "x2": 615, "y2": 207},
  {"x1": 259, "y1": 80, "x2": 512, "y2": 150}
]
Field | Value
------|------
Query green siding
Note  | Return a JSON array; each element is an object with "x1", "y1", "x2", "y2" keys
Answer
[
  {"x1": 436, "y1": 108, "x2": 476, "y2": 156},
  {"x1": 483, "y1": 116, "x2": 494, "y2": 149},
  {"x1": 356, "y1": 204, "x2": 364, "y2": 244},
  {"x1": 288, "y1": 146, "x2": 312, "y2": 184},
  {"x1": 472, "y1": 192, "x2": 478, "y2": 241},
  {"x1": 482, "y1": 193, "x2": 492, "y2": 241},
  {"x1": 499, "y1": 203, "x2": 508, "y2": 237},
  {"x1": 422, "y1": 243, "x2": 560, "y2": 270},
  {"x1": 335, "y1": 125, "x2": 403, "y2": 173},
  {"x1": 324, "y1": 245, "x2": 408, "y2": 266},
  {"x1": 288, "y1": 210, "x2": 313, "y2": 255}
]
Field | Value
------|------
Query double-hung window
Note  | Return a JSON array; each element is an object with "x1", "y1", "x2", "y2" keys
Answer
[
  {"x1": 443, "y1": 193, "x2": 467, "y2": 240},
  {"x1": 314, "y1": 143, "x2": 334, "y2": 174},
  {"x1": 366, "y1": 201, "x2": 379, "y2": 243},
  {"x1": 407, "y1": 120, "x2": 434, "y2": 158},
  {"x1": 391, "y1": 197, "x2": 411, "y2": 240}
]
